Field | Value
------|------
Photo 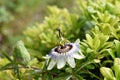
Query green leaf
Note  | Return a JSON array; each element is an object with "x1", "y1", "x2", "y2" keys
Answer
[
  {"x1": 86, "y1": 34, "x2": 93, "y2": 48},
  {"x1": 97, "y1": 12, "x2": 104, "y2": 22},
  {"x1": 97, "y1": 34, "x2": 109, "y2": 51},
  {"x1": 2, "y1": 51, "x2": 13, "y2": 62},
  {"x1": 102, "y1": 24, "x2": 111, "y2": 35},
  {"x1": 106, "y1": 49, "x2": 116, "y2": 59},
  {"x1": 53, "y1": 74, "x2": 71, "y2": 80},
  {"x1": 93, "y1": 37, "x2": 100, "y2": 50},
  {"x1": 102, "y1": 60, "x2": 113, "y2": 66},
  {"x1": 114, "y1": 40, "x2": 120, "y2": 58},
  {"x1": 0, "y1": 63, "x2": 13, "y2": 71},
  {"x1": 84, "y1": 64, "x2": 95, "y2": 69},
  {"x1": 100, "y1": 36, "x2": 109, "y2": 45},
  {"x1": 75, "y1": 75, "x2": 85, "y2": 80},
  {"x1": 104, "y1": 11, "x2": 111, "y2": 23},
  {"x1": 86, "y1": 48, "x2": 94, "y2": 53},
  {"x1": 114, "y1": 58, "x2": 120, "y2": 80}
]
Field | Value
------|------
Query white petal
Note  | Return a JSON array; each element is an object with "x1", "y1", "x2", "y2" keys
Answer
[
  {"x1": 73, "y1": 53, "x2": 85, "y2": 59},
  {"x1": 42, "y1": 55, "x2": 50, "y2": 59},
  {"x1": 65, "y1": 56, "x2": 75, "y2": 68},
  {"x1": 75, "y1": 39, "x2": 80, "y2": 43},
  {"x1": 57, "y1": 57, "x2": 66, "y2": 69},
  {"x1": 47, "y1": 58, "x2": 56, "y2": 70}
]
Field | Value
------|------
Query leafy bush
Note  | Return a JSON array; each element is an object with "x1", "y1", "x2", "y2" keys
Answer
[{"x1": 1, "y1": 0, "x2": 120, "y2": 80}]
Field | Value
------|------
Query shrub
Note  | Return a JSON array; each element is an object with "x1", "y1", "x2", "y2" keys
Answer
[{"x1": 1, "y1": 0, "x2": 120, "y2": 79}]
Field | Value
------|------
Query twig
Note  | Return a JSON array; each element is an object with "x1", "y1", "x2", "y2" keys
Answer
[
  {"x1": 86, "y1": 69, "x2": 102, "y2": 80},
  {"x1": 2, "y1": 66, "x2": 41, "y2": 71}
]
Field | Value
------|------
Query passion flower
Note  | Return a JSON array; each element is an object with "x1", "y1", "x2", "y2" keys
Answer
[{"x1": 46, "y1": 39, "x2": 85, "y2": 70}]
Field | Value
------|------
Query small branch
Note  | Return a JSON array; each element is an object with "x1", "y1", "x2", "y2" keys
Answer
[
  {"x1": 75, "y1": 60, "x2": 94, "y2": 73},
  {"x1": 2, "y1": 66, "x2": 41, "y2": 71},
  {"x1": 86, "y1": 69, "x2": 102, "y2": 80}
]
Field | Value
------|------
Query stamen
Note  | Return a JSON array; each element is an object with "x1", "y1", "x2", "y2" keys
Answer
[{"x1": 56, "y1": 27, "x2": 64, "y2": 41}]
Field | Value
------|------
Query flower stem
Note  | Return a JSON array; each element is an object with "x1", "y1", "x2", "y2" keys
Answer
[
  {"x1": 75, "y1": 60, "x2": 94, "y2": 73},
  {"x1": 14, "y1": 64, "x2": 21, "y2": 80},
  {"x1": 1, "y1": 66, "x2": 41, "y2": 71},
  {"x1": 86, "y1": 69, "x2": 102, "y2": 80},
  {"x1": 71, "y1": 68, "x2": 77, "y2": 80}
]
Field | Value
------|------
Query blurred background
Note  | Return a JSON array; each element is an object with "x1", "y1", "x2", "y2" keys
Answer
[{"x1": 0, "y1": 0, "x2": 75, "y2": 53}]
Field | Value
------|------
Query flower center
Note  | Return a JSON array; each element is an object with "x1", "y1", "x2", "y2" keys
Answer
[{"x1": 55, "y1": 44, "x2": 73, "y2": 53}]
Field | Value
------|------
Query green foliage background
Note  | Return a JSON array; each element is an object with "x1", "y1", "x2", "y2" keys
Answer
[{"x1": 1, "y1": 0, "x2": 120, "y2": 80}]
